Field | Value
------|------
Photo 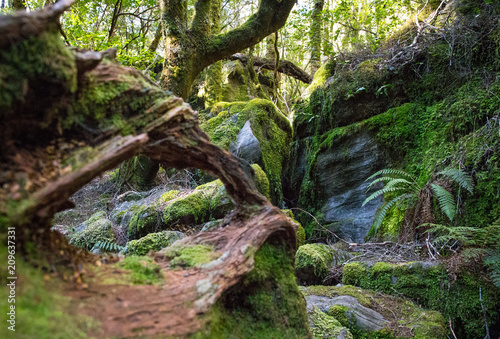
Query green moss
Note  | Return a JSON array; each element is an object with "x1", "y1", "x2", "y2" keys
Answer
[
  {"x1": 117, "y1": 256, "x2": 163, "y2": 285},
  {"x1": 309, "y1": 305, "x2": 353, "y2": 339},
  {"x1": 327, "y1": 305, "x2": 350, "y2": 327},
  {"x1": 126, "y1": 230, "x2": 185, "y2": 256},
  {"x1": 251, "y1": 164, "x2": 270, "y2": 200},
  {"x1": 295, "y1": 244, "x2": 334, "y2": 281},
  {"x1": 163, "y1": 244, "x2": 220, "y2": 268},
  {"x1": 0, "y1": 247, "x2": 97, "y2": 338},
  {"x1": 342, "y1": 261, "x2": 500, "y2": 338},
  {"x1": 303, "y1": 62, "x2": 336, "y2": 98},
  {"x1": 159, "y1": 190, "x2": 180, "y2": 203},
  {"x1": 67, "y1": 211, "x2": 113, "y2": 250},
  {"x1": 203, "y1": 242, "x2": 310, "y2": 338},
  {"x1": 126, "y1": 180, "x2": 232, "y2": 239},
  {"x1": 0, "y1": 29, "x2": 77, "y2": 117}
]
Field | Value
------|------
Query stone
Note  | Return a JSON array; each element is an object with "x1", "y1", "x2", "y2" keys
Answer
[
  {"x1": 229, "y1": 120, "x2": 262, "y2": 164},
  {"x1": 306, "y1": 295, "x2": 387, "y2": 331}
]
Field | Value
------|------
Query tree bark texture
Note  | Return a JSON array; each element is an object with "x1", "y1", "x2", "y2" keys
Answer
[
  {"x1": 310, "y1": 0, "x2": 325, "y2": 74},
  {"x1": 0, "y1": 3, "x2": 306, "y2": 337}
]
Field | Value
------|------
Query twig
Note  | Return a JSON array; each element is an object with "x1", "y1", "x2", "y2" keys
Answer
[
  {"x1": 449, "y1": 316, "x2": 458, "y2": 339},
  {"x1": 480, "y1": 287, "x2": 491, "y2": 339}
]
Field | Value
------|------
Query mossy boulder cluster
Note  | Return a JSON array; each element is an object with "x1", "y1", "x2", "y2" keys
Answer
[{"x1": 126, "y1": 230, "x2": 185, "y2": 256}]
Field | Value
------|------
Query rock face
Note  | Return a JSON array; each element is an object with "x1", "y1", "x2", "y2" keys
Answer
[
  {"x1": 306, "y1": 295, "x2": 387, "y2": 331},
  {"x1": 315, "y1": 131, "x2": 385, "y2": 242},
  {"x1": 285, "y1": 117, "x2": 386, "y2": 243}
]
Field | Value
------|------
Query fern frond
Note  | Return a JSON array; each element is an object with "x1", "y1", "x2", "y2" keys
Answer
[
  {"x1": 366, "y1": 168, "x2": 416, "y2": 181},
  {"x1": 362, "y1": 187, "x2": 407, "y2": 206},
  {"x1": 91, "y1": 240, "x2": 124, "y2": 253},
  {"x1": 438, "y1": 168, "x2": 474, "y2": 194},
  {"x1": 371, "y1": 193, "x2": 413, "y2": 234},
  {"x1": 431, "y1": 183, "x2": 456, "y2": 221},
  {"x1": 484, "y1": 249, "x2": 500, "y2": 288}
]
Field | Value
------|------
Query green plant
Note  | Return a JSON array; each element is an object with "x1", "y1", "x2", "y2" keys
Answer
[
  {"x1": 91, "y1": 240, "x2": 125, "y2": 253},
  {"x1": 423, "y1": 221, "x2": 500, "y2": 288},
  {"x1": 363, "y1": 167, "x2": 474, "y2": 235}
]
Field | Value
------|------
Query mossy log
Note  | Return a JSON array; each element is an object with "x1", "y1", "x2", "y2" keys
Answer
[{"x1": 0, "y1": 2, "x2": 308, "y2": 337}]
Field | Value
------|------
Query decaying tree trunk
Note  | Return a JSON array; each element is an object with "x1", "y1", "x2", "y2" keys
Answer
[{"x1": 0, "y1": 2, "x2": 309, "y2": 337}]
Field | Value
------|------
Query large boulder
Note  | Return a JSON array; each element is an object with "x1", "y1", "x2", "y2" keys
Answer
[{"x1": 200, "y1": 99, "x2": 292, "y2": 205}]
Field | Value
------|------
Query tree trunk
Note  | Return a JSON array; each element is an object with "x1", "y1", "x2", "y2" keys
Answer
[
  {"x1": 0, "y1": 3, "x2": 308, "y2": 336},
  {"x1": 310, "y1": 0, "x2": 324, "y2": 74},
  {"x1": 160, "y1": 0, "x2": 297, "y2": 99}
]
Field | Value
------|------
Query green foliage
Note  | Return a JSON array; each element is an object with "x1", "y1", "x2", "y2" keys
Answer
[
  {"x1": 91, "y1": 240, "x2": 124, "y2": 253},
  {"x1": 424, "y1": 221, "x2": 500, "y2": 288},
  {"x1": 364, "y1": 167, "x2": 474, "y2": 234}
]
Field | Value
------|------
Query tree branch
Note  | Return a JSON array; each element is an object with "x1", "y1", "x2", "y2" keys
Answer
[
  {"x1": 230, "y1": 53, "x2": 312, "y2": 84},
  {"x1": 202, "y1": 0, "x2": 296, "y2": 66}
]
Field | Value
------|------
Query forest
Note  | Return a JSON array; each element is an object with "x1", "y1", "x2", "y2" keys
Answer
[{"x1": 0, "y1": 0, "x2": 499, "y2": 338}]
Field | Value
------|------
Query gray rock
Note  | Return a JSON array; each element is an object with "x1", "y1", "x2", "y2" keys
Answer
[
  {"x1": 229, "y1": 120, "x2": 262, "y2": 164},
  {"x1": 201, "y1": 219, "x2": 223, "y2": 232},
  {"x1": 306, "y1": 294, "x2": 387, "y2": 332},
  {"x1": 317, "y1": 132, "x2": 385, "y2": 243}
]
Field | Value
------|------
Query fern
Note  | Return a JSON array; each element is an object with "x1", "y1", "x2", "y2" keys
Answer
[
  {"x1": 484, "y1": 250, "x2": 500, "y2": 288},
  {"x1": 438, "y1": 168, "x2": 474, "y2": 194},
  {"x1": 363, "y1": 186, "x2": 407, "y2": 206},
  {"x1": 371, "y1": 193, "x2": 413, "y2": 234},
  {"x1": 430, "y1": 184, "x2": 456, "y2": 221},
  {"x1": 366, "y1": 168, "x2": 416, "y2": 181},
  {"x1": 92, "y1": 240, "x2": 124, "y2": 253}
]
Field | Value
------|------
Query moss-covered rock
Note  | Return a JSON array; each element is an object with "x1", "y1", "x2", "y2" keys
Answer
[
  {"x1": 302, "y1": 285, "x2": 446, "y2": 339},
  {"x1": 201, "y1": 99, "x2": 292, "y2": 205},
  {"x1": 202, "y1": 243, "x2": 310, "y2": 338},
  {"x1": 126, "y1": 230, "x2": 185, "y2": 256},
  {"x1": 308, "y1": 305, "x2": 353, "y2": 339},
  {"x1": 282, "y1": 209, "x2": 306, "y2": 247},
  {"x1": 67, "y1": 211, "x2": 114, "y2": 250},
  {"x1": 342, "y1": 261, "x2": 500, "y2": 338},
  {"x1": 295, "y1": 244, "x2": 334, "y2": 285}
]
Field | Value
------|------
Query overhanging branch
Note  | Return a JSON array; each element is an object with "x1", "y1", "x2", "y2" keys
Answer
[{"x1": 230, "y1": 53, "x2": 312, "y2": 84}]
